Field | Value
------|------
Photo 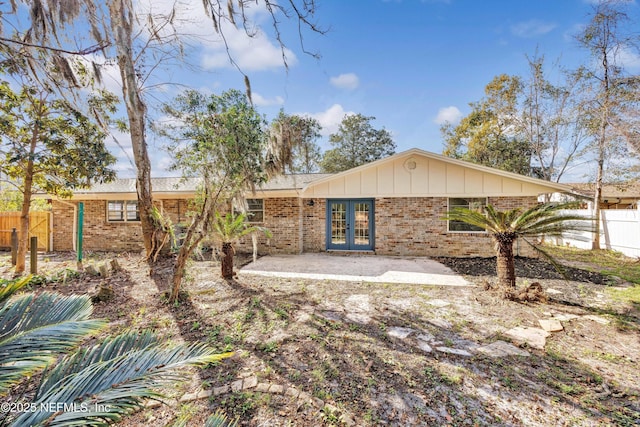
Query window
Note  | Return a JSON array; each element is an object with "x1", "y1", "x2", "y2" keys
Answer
[
  {"x1": 245, "y1": 199, "x2": 264, "y2": 223},
  {"x1": 107, "y1": 200, "x2": 140, "y2": 222},
  {"x1": 448, "y1": 197, "x2": 486, "y2": 232}
]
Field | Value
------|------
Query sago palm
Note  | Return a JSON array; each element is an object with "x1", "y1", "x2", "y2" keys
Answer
[
  {"x1": 211, "y1": 212, "x2": 272, "y2": 279},
  {"x1": 444, "y1": 202, "x2": 591, "y2": 292},
  {"x1": 0, "y1": 277, "x2": 233, "y2": 426}
]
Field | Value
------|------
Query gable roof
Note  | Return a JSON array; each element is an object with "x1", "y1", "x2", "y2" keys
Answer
[{"x1": 302, "y1": 148, "x2": 573, "y2": 198}]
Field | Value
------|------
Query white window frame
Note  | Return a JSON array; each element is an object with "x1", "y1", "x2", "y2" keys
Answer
[
  {"x1": 107, "y1": 200, "x2": 140, "y2": 223},
  {"x1": 447, "y1": 197, "x2": 487, "y2": 233}
]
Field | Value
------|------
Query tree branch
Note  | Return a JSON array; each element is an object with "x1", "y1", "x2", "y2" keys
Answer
[{"x1": 0, "y1": 37, "x2": 110, "y2": 56}]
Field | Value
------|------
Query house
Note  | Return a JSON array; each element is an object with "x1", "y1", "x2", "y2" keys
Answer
[
  {"x1": 48, "y1": 148, "x2": 573, "y2": 257},
  {"x1": 569, "y1": 182, "x2": 640, "y2": 209}
]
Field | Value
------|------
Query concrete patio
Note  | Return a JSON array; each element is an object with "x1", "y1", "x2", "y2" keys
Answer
[{"x1": 239, "y1": 253, "x2": 472, "y2": 286}]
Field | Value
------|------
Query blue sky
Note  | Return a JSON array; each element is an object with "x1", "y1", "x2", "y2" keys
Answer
[{"x1": 100, "y1": 0, "x2": 639, "y2": 180}]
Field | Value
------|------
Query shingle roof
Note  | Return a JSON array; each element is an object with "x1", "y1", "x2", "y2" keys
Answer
[
  {"x1": 71, "y1": 174, "x2": 333, "y2": 195},
  {"x1": 570, "y1": 182, "x2": 640, "y2": 199}
]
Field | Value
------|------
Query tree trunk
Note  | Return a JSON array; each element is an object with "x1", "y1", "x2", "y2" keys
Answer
[
  {"x1": 592, "y1": 160, "x2": 604, "y2": 250},
  {"x1": 221, "y1": 242, "x2": 234, "y2": 279},
  {"x1": 15, "y1": 116, "x2": 39, "y2": 274},
  {"x1": 170, "y1": 229, "x2": 205, "y2": 303},
  {"x1": 495, "y1": 238, "x2": 516, "y2": 290},
  {"x1": 15, "y1": 193, "x2": 30, "y2": 275},
  {"x1": 593, "y1": 41, "x2": 611, "y2": 250},
  {"x1": 108, "y1": 0, "x2": 159, "y2": 258}
]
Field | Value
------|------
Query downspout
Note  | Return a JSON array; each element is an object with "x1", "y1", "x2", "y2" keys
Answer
[
  {"x1": 298, "y1": 193, "x2": 304, "y2": 254},
  {"x1": 56, "y1": 199, "x2": 77, "y2": 251}
]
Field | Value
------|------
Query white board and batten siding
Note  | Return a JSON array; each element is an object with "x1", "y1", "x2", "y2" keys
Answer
[{"x1": 302, "y1": 149, "x2": 569, "y2": 198}]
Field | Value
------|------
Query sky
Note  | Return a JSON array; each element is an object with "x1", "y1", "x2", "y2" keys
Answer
[{"x1": 93, "y1": 0, "x2": 640, "y2": 181}]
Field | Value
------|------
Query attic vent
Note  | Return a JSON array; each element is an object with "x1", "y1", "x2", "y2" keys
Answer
[{"x1": 404, "y1": 158, "x2": 417, "y2": 171}]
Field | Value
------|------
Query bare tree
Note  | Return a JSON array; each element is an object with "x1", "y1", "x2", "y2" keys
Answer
[
  {"x1": 0, "y1": 0, "x2": 324, "y2": 259},
  {"x1": 521, "y1": 54, "x2": 589, "y2": 185},
  {"x1": 576, "y1": 0, "x2": 640, "y2": 249}
]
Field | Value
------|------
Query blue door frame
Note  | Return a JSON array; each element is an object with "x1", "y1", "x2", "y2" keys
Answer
[{"x1": 326, "y1": 199, "x2": 374, "y2": 251}]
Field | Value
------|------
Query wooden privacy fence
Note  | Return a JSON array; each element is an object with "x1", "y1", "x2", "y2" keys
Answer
[{"x1": 0, "y1": 211, "x2": 51, "y2": 251}]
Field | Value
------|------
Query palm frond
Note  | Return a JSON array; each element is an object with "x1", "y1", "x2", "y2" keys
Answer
[
  {"x1": 212, "y1": 212, "x2": 272, "y2": 243},
  {"x1": 11, "y1": 331, "x2": 233, "y2": 426},
  {"x1": 205, "y1": 410, "x2": 239, "y2": 427},
  {"x1": 0, "y1": 275, "x2": 31, "y2": 304},
  {"x1": 519, "y1": 237, "x2": 572, "y2": 279},
  {"x1": 0, "y1": 292, "x2": 106, "y2": 394},
  {"x1": 443, "y1": 207, "x2": 493, "y2": 231},
  {"x1": 34, "y1": 331, "x2": 159, "y2": 398},
  {"x1": 513, "y1": 203, "x2": 594, "y2": 237}
]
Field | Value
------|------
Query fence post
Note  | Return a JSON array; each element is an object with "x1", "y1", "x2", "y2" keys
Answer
[
  {"x1": 30, "y1": 236, "x2": 37, "y2": 274},
  {"x1": 77, "y1": 202, "x2": 84, "y2": 271},
  {"x1": 10, "y1": 228, "x2": 17, "y2": 266}
]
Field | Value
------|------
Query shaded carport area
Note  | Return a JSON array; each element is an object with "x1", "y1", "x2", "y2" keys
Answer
[{"x1": 239, "y1": 253, "x2": 472, "y2": 286}]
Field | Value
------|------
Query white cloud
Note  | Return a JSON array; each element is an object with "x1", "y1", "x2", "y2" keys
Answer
[
  {"x1": 434, "y1": 106, "x2": 462, "y2": 125},
  {"x1": 155, "y1": 155, "x2": 176, "y2": 175},
  {"x1": 510, "y1": 20, "x2": 556, "y2": 38},
  {"x1": 582, "y1": 0, "x2": 633, "y2": 4},
  {"x1": 135, "y1": 0, "x2": 296, "y2": 72},
  {"x1": 252, "y1": 92, "x2": 285, "y2": 107},
  {"x1": 304, "y1": 104, "x2": 355, "y2": 136},
  {"x1": 104, "y1": 129, "x2": 137, "y2": 177},
  {"x1": 330, "y1": 73, "x2": 360, "y2": 90},
  {"x1": 200, "y1": 27, "x2": 298, "y2": 71},
  {"x1": 617, "y1": 47, "x2": 640, "y2": 71}
]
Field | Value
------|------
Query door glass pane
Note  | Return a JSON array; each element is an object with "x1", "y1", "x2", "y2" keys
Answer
[
  {"x1": 353, "y1": 202, "x2": 370, "y2": 245},
  {"x1": 331, "y1": 202, "x2": 347, "y2": 245}
]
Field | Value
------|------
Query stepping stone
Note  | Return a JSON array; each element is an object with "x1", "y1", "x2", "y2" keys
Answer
[
  {"x1": 285, "y1": 387, "x2": 300, "y2": 398},
  {"x1": 538, "y1": 319, "x2": 563, "y2": 332},
  {"x1": 435, "y1": 347, "x2": 472, "y2": 357},
  {"x1": 388, "y1": 298, "x2": 415, "y2": 310},
  {"x1": 214, "y1": 385, "x2": 230, "y2": 395},
  {"x1": 268, "y1": 384, "x2": 284, "y2": 394},
  {"x1": 504, "y1": 327, "x2": 550, "y2": 350},
  {"x1": 318, "y1": 311, "x2": 342, "y2": 322},
  {"x1": 417, "y1": 341, "x2": 433, "y2": 353},
  {"x1": 552, "y1": 313, "x2": 580, "y2": 322},
  {"x1": 426, "y1": 299, "x2": 451, "y2": 307},
  {"x1": 230, "y1": 379, "x2": 243, "y2": 392},
  {"x1": 476, "y1": 340, "x2": 530, "y2": 357},
  {"x1": 346, "y1": 312, "x2": 371, "y2": 324},
  {"x1": 582, "y1": 315, "x2": 610, "y2": 325},
  {"x1": 345, "y1": 294, "x2": 370, "y2": 312},
  {"x1": 428, "y1": 318, "x2": 453, "y2": 329},
  {"x1": 243, "y1": 376, "x2": 258, "y2": 390},
  {"x1": 387, "y1": 326, "x2": 416, "y2": 339},
  {"x1": 416, "y1": 332, "x2": 435, "y2": 343},
  {"x1": 255, "y1": 383, "x2": 270, "y2": 393}
]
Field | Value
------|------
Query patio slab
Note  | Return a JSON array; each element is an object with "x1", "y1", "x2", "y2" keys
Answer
[{"x1": 238, "y1": 254, "x2": 472, "y2": 286}]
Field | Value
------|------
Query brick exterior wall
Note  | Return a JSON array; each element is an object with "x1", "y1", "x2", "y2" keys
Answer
[
  {"x1": 52, "y1": 199, "x2": 190, "y2": 252},
  {"x1": 302, "y1": 198, "x2": 326, "y2": 252},
  {"x1": 297, "y1": 196, "x2": 539, "y2": 258},
  {"x1": 236, "y1": 197, "x2": 302, "y2": 254},
  {"x1": 52, "y1": 195, "x2": 539, "y2": 258},
  {"x1": 371, "y1": 196, "x2": 538, "y2": 257}
]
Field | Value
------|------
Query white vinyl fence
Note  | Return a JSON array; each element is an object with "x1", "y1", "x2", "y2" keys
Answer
[{"x1": 554, "y1": 208, "x2": 640, "y2": 258}]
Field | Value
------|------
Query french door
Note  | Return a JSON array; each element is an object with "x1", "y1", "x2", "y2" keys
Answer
[{"x1": 326, "y1": 199, "x2": 374, "y2": 250}]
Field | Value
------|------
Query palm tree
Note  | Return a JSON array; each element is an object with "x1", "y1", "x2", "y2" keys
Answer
[
  {"x1": 444, "y1": 202, "x2": 591, "y2": 293},
  {"x1": 0, "y1": 277, "x2": 233, "y2": 426},
  {"x1": 211, "y1": 212, "x2": 272, "y2": 279}
]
